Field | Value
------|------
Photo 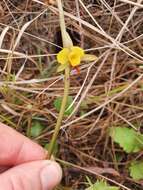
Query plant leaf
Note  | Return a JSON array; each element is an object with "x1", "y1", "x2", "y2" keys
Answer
[
  {"x1": 81, "y1": 54, "x2": 98, "y2": 62},
  {"x1": 86, "y1": 180, "x2": 119, "y2": 190},
  {"x1": 57, "y1": 63, "x2": 68, "y2": 72},
  {"x1": 30, "y1": 121, "x2": 44, "y2": 137},
  {"x1": 129, "y1": 161, "x2": 143, "y2": 180},
  {"x1": 110, "y1": 127, "x2": 143, "y2": 153},
  {"x1": 54, "y1": 96, "x2": 74, "y2": 116}
]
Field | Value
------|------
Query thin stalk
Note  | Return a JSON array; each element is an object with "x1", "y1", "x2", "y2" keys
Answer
[
  {"x1": 48, "y1": 0, "x2": 72, "y2": 158},
  {"x1": 57, "y1": 0, "x2": 66, "y2": 40},
  {"x1": 57, "y1": 0, "x2": 73, "y2": 48},
  {"x1": 48, "y1": 66, "x2": 70, "y2": 158}
]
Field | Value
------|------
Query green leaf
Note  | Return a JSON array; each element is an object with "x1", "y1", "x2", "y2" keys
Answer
[
  {"x1": 129, "y1": 161, "x2": 143, "y2": 180},
  {"x1": 80, "y1": 110, "x2": 86, "y2": 116},
  {"x1": 30, "y1": 121, "x2": 44, "y2": 137},
  {"x1": 115, "y1": 153, "x2": 123, "y2": 163},
  {"x1": 80, "y1": 101, "x2": 88, "y2": 109},
  {"x1": 57, "y1": 64, "x2": 68, "y2": 72},
  {"x1": 54, "y1": 96, "x2": 74, "y2": 116},
  {"x1": 110, "y1": 127, "x2": 143, "y2": 153},
  {"x1": 86, "y1": 180, "x2": 119, "y2": 190}
]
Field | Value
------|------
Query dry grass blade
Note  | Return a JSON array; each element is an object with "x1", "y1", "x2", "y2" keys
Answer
[
  {"x1": 119, "y1": 0, "x2": 143, "y2": 8},
  {"x1": 13, "y1": 8, "x2": 48, "y2": 50},
  {"x1": 0, "y1": 26, "x2": 9, "y2": 48}
]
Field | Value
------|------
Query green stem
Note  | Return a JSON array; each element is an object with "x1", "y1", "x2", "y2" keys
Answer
[
  {"x1": 48, "y1": 66, "x2": 70, "y2": 158},
  {"x1": 48, "y1": 0, "x2": 72, "y2": 158},
  {"x1": 57, "y1": 0, "x2": 66, "y2": 40},
  {"x1": 56, "y1": 0, "x2": 73, "y2": 48}
]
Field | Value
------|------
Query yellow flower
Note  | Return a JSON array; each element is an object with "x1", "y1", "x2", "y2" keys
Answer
[{"x1": 57, "y1": 46, "x2": 84, "y2": 67}]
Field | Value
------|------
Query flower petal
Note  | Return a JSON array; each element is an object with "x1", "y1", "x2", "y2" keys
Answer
[
  {"x1": 69, "y1": 52, "x2": 81, "y2": 67},
  {"x1": 71, "y1": 46, "x2": 84, "y2": 57},
  {"x1": 57, "y1": 48, "x2": 69, "y2": 64}
]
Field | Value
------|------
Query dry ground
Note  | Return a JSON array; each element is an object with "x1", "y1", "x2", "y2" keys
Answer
[{"x1": 0, "y1": 0, "x2": 143, "y2": 189}]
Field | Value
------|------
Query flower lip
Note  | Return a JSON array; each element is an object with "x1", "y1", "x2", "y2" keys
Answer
[{"x1": 69, "y1": 52, "x2": 81, "y2": 67}]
